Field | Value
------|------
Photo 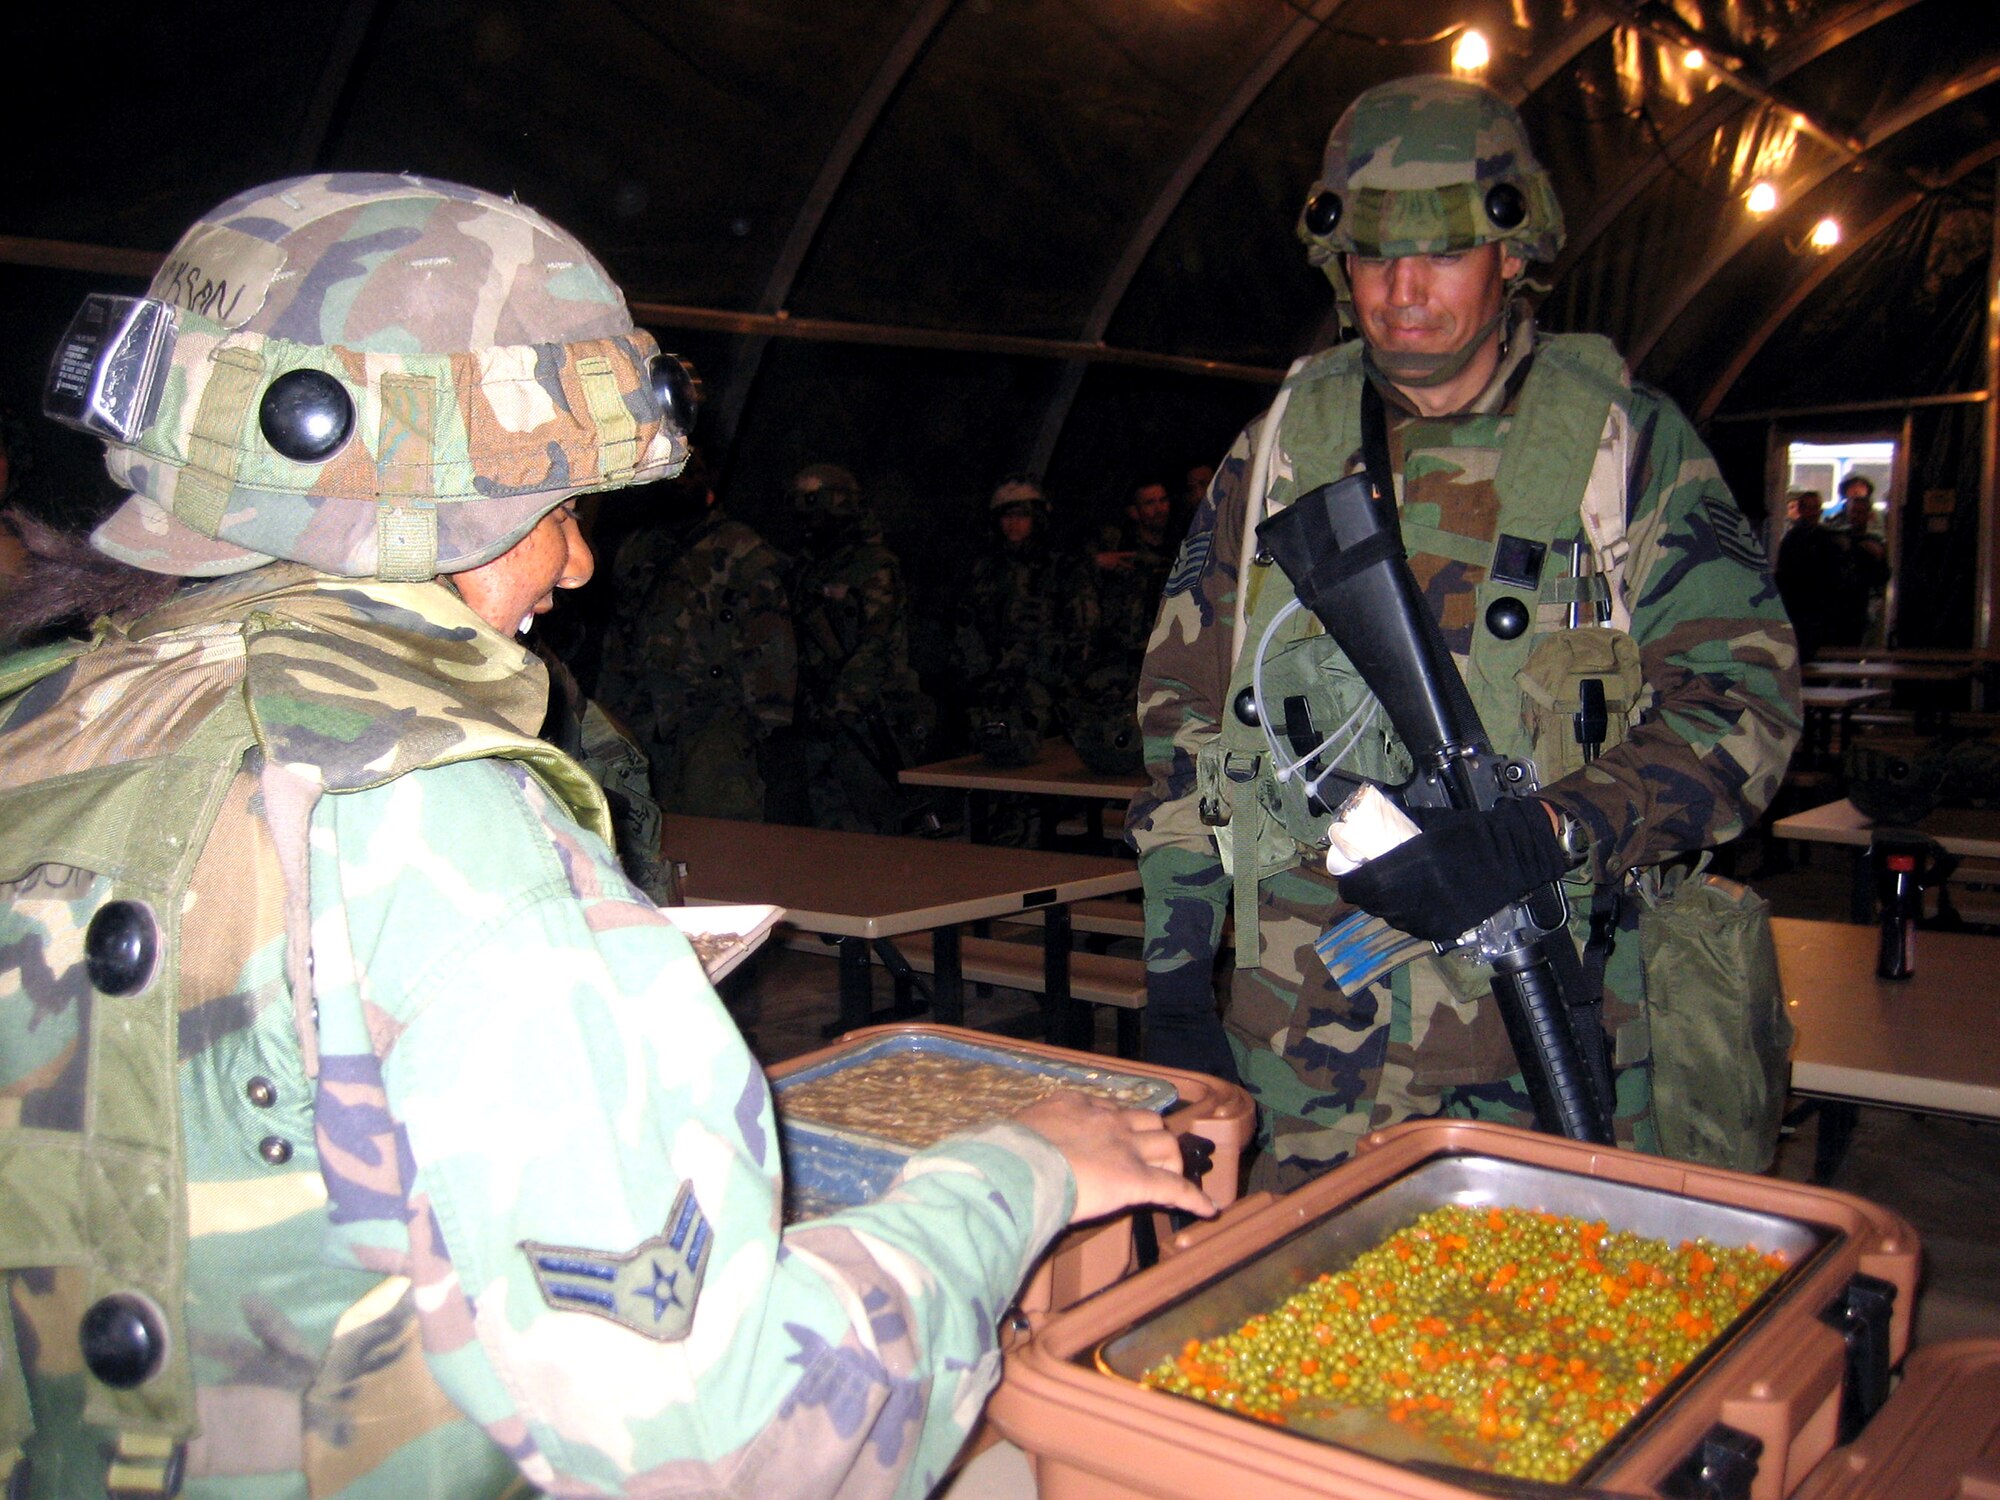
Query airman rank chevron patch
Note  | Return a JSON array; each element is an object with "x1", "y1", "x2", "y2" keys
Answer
[{"x1": 522, "y1": 1181, "x2": 714, "y2": 1341}]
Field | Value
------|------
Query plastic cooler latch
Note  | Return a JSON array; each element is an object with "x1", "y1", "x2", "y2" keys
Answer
[
  {"x1": 1819, "y1": 1271, "x2": 1898, "y2": 1441},
  {"x1": 1135, "y1": 1134, "x2": 1218, "y2": 1268},
  {"x1": 1660, "y1": 1423, "x2": 1762, "y2": 1500}
]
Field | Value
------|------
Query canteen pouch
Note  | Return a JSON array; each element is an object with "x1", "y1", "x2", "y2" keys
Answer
[
  {"x1": 1243, "y1": 629, "x2": 1412, "y2": 847},
  {"x1": 1514, "y1": 626, "x2": 1643, "y2": 784},
  {"x1": 1638, "y1": 860, "x2": 1792, "y2": 1172}
]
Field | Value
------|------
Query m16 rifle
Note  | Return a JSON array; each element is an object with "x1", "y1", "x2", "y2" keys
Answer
[{"x1": 1256, "y1": 470, "x2": 1614, "y2": 1145}]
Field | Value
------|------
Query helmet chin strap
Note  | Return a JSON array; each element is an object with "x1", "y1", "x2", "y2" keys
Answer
[{"x1": 1364, "y1": 304, "x2": 1509, "y2": 388}]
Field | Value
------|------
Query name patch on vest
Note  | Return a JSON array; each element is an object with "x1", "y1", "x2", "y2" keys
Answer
[{"x1": 523, "y1": 1182, "x2": 713, "y2": 1342}]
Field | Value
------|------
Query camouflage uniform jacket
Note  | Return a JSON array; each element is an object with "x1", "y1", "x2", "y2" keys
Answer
[
  {"x1": 954, "y1": 539, "x2": 1098, "y2": 706},
  {"x1": 1090, "y1": 532, "x2": 1175, "y2": 677},
  {"x1": 0, "y1": 568, "x2": 1072, "y2": 1498},
  {"x1": 1128, "y1": 332, "x2": 1800, "y2": 1173},
  {"x1": 598, "y1": 508, "x2": 795, "y2": 747},
  {"x1": 793, "y1": 539, "x2": 925, "y2": 728}
]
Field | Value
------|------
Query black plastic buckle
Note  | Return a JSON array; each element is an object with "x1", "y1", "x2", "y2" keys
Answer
[
  {"x1": 1820, "y1": 1272, "x2": 1898, "y2": 1441},
  {"x1": 1660, "y1": 1422, "x2": 1762, "y2": 1500}
]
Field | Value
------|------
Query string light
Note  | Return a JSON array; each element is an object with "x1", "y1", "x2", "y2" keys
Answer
[
  {"x1": 1450, "y1": 28, "x2": 1490, "y2": 74},
  {"x1": 1683, "y1": 48, "x2": 1705, "y2": 69},
  {"x1": 1746, "y1": 181, "x2": 1778, "y2": 214}
]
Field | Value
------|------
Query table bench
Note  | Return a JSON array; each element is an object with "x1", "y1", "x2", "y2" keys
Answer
[
  {"x1": 997, "y1": 896, "x2": 1147, "y2": 943},
  {"x1": 885, "y1": 932, "x2": 1145, "y2": 1056}
]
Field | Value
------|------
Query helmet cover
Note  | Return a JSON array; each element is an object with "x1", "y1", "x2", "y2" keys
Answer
[
  {"x1": 88, "y1": 173, "x2": 688, "y2": 578},
  {"x1": 1299, "y1": 76, "x2": 1564, "y2": 267},
  {"x1": 990, "y1": 475, "x2": 1047, "y2": 512}
]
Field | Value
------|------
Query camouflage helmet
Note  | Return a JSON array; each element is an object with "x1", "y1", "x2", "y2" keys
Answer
[
  {"x1": 990, "y1": 475, "x2": 1048, "y2": 512},
  {"x1": 1298, "y1": 76, "x2": 1564, "y2": 267},
  {"x1": 791, "y1": 462, "x2": 862, "y2": 514},
  {"x1": 55, "y1": 173, "x2": 691, "y2": 579}
]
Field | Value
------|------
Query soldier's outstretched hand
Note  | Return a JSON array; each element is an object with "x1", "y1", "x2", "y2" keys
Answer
[{"x1": 1013, "y1": 1090, "x2": 1218, "y2": 1226}]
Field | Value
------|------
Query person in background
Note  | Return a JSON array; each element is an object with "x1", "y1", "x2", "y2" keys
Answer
[
  {"x1": 786, "y1": 462, "x2": 938, "y2": 832},
  {"x1": 1128, "y1": 77, "x2": 1799, "y2": 1188},
  {"x1": 0, "y1": 174, "x2": 1211, "y2": 1500},
  {"x1": 1829, "y1": 473, "x2": 1890, "y2": 648},
  {"x1": 953, "y1": 476, "x2": 1098, "y2": 839},
  {"x1": 1776, "y1": 489, "x2": 1846, "y2": 664},
  {"x1": 1068, "y1": 478, "x2": 1177, "y2": 780},
  {"x1": 1174, "y1": 462, "x2": 1215, "y2": 547},
  {"x1": 598, "y1": 449, "x2": 797, "y2": 823},
  {"x1": 1090, "y1": 477, "x2": 1177, "y2": 677}
]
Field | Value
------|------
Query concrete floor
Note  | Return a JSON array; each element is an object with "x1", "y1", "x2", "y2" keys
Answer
[{"x1": 725, "y1": 841, "x2": 2000, "y2": 1354}]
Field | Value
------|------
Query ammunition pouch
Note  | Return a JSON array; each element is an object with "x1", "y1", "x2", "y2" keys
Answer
[{"x1": 1515, "y1": 626, "x2": 1643, "y2": 785}]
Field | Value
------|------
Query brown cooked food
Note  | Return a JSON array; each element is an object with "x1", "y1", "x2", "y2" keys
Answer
[{"x1": 779, "y1": 1052, "x2": 1160, "y2": 1148}]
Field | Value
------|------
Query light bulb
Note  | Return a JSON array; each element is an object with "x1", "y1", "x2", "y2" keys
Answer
[
  {"x1": 1684, "y1": 48, "x2": 1705, "y2": 69},
  {"x1": 1809, "y1": 217, "x2": 1841, "y2": 250},
  {"x1": 1746, "y1": 181, "x2": 1778, "y2": 214},
  {"x1": 1451, "y1": 29, "x2": 1490, "y2": 73}
]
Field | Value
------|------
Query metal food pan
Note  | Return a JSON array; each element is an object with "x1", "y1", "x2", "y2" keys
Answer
[
  {"x1": 1095, "y1": 1151, "x2": 1835, "y2": 1479},
  {"x1": 772, "y1": 1029, "x2": 1178, "y2": 1154}
]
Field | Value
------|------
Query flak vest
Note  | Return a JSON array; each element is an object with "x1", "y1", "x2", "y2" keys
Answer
[
  {"x1": 0, "y1": 571, "x2": 609, "y2": 1496},
  {"x1": 1206, "y1": 334, "x2": 1642, "y2": 980}
]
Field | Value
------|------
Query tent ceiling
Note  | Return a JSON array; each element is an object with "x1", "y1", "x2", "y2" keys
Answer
[{"x1": 3, "y1": 0, "x2": 1996, "y2": 508}]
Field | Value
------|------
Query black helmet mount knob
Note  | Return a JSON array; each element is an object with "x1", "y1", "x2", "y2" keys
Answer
[
  {"x1": 259, "y1": 370, "x2": 353, "y2": 462},
  {"x1": 1304, "y1": 190, "x2": 1343, "y2": 237},
  {"x1": 1484, "y1": 182, "x2": 1528, "y2": 231},
  {"x1": 650, "y1": 353, "x2": 704, "y2": 439}
]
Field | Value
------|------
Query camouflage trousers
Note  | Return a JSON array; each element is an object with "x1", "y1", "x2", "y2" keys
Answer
[{"x1": 1224, "y1": 862, "x2": 1658, "y2": 1194}]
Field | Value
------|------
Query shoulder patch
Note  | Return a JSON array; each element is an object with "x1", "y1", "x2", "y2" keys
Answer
[
  {"x1": 1699, "y1": 494, "x2": 1770, "y2": 570},
  {"x1": 1164, "y1": 531, "x2": 1213, "y2": 597},
  {"x1": 523, "y1": 1181, "x2": 714, "y2": 1342}
]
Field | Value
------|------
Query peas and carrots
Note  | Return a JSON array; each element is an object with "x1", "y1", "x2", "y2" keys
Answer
[{"x1": 1139, "y1": 1204, "x2": 1786, "y2": 1483}]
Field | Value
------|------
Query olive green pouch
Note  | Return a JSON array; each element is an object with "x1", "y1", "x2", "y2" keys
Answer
[
  {"x1": 1638, "y1": 859, "x2": 1792, "y2": 1172},
  {"x1": 1514, "y1": 626, "x2": 1642, "y2": 785}
]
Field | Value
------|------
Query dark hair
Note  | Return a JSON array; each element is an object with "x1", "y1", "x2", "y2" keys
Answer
[
  {"x1": 1839, "y1": 474, "x2": 1875, "y2": 502},
  {"x1": 0, "y1": 511, "x2": 180, "y2": 647}
]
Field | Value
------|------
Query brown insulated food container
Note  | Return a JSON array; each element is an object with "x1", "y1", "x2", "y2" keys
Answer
[
  {"x1": 988, "y1": 1119, "x2": 1918, "y2": 1500},
  {"x1": 1791, "y1": 1339, "x2": 2000, "y2": 1500},
  {"x1": 768, "y1": 1023, "x2": 1255, "y2": 1315}
]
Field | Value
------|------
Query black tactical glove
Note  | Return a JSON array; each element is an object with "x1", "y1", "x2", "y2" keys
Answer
[{"x1": 1336, "y1": 798, "x2": 1568, "y2": 943}]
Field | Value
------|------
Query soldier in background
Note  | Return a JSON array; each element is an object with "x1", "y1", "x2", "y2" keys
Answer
[
  {"x1": 954, "y1": 476, "x2": 1098, "y2": 840},
  {"x1": 788, "y1": 463, "x2": 936, "y2": 831},
  {"x1": 0, "y1": 175, "x2": 1209, "y2": 1500},
  {"x1": 1128, "y1": 78, "x2": 1799, "y2": 1187},
  {"x1": 1069, "y1": 478, "x2": 1177, "y2": 780},
  {"x1": 1090, "y1": 476, "x2": 1177, "y2": 678},
  {"x1": 1829, "y1": 473, "x2": 1891, "y2": 647},
  {"x1": 598, "y1": 450, "x2": 795, "y2": 822}
]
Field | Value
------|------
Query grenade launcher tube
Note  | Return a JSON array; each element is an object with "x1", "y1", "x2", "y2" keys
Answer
[{"x1": 1256, "y1": 472, "x2": 1614, "y2": 1145}]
